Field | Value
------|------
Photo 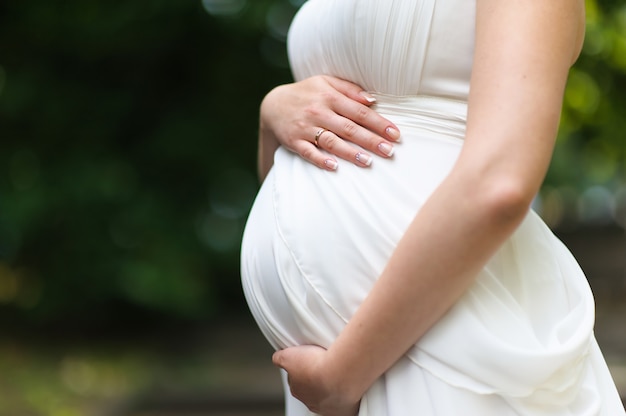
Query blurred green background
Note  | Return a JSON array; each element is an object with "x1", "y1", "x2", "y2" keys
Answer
[
  {"x1": 0, "y1": 0, "x2": 625, "y2": 414},
  {"x1": 0, "y1": 0, "x2": 298, "y2": 328}
]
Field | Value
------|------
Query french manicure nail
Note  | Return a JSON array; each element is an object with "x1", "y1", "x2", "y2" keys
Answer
[
  {"x1": 378, "y1": 142, "x2": 395, "y2": 157},
  {"x1": 386, "y1": 127, "x2": 401, "y2": 142},
  {"x1": 359, "y1": 91, "x2": 377, "y2": 103},
  {"x1": 324, "y1": 159, "x2": 338, "y2": 171},
  {"x1": 355, "y1": 152, "x2": 372, "y2": 166}
]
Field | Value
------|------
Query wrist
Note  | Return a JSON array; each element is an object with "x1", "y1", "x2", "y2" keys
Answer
[{"x1": 320, "y1": 347, "x2": 371, "y2": 403}]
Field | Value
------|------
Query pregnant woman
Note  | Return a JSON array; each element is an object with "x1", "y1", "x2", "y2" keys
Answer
[{"x1": 241, "y1": 0, "x2": 625, "y2": 414}]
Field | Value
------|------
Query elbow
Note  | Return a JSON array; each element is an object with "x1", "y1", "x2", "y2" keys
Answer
[{"x1": 478, "y1": 179, "x2": 535, "y2": 226}]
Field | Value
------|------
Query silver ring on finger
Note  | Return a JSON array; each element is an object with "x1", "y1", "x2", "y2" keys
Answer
[{"x1": 314, "y1": 128, "x2": 328, "y2": 148}]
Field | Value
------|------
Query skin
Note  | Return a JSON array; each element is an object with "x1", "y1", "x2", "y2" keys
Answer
[{"x1": 262, "y1": 0, "x2": 586, "y2": 414}]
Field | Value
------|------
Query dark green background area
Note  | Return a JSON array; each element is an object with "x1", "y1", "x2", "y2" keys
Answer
[{"x1": 0, "y1": 0, "x2": 624, "y2": 330}]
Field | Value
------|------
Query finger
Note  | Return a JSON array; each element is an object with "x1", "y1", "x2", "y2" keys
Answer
[
  {"x1": 288, "y1": 117, "x2": 387, "y2": 168},
  {"x1": 318, "y1": 116, "x2": 397, "y2": 162},
  {"x1": 316, "y1": 129, "x2": 375, "y2": 167},
  {"x1": 322, "y1": 76, "x2": 378, "y2": 107},
  {"x1": 314, "y1": 76, "x2": 402, "y2": 155},
  {"x1": 333, "y1": 98, "x2": 402, "y2": 143},
  {"x1": 291, "y1": 138, "x2": 339, "y2": 171}
]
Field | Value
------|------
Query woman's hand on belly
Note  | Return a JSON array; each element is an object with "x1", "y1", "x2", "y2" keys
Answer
[
  {"x1": 273, "y1": 345, "x2": 360, "y2": 416},
  {"x1": 258, "y1": 75, "x2": 401, "y2": 180}
]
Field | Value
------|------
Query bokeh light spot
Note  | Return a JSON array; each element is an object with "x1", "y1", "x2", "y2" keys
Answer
[
  {"x1": 583, "y1": 25, "x2": 609, "y2": 57},
  {"x1": 581, "y1": 139, "x2": 619, "y2": 184},
  {"x1": 564, "y1": 68, "x2": 601, "y2": 115},
  {"x1": 578, "y1": 185, "x2": 614, "y2": 226},
  {"x1": 60, "y1": 357, "x2": 97, "y2": 396},
  {"x1": 539, "y1": 186, "x2": 580, "y2": 229},
  {"x1": 208, "y1": 168, "x2": 257, "y2": 219},
  {"x1": 610, "y1": 34, "x2": 626, "y2": 70},
  {"x1": 0, "y1": 263, "x2": 19, "y2": 303},
  {"x1": 613, "y1": 184, "x2": 626, "y2": 228},
  {"x1": 197, "y1": 211, "x2": 241, "y2": 253},
  {"x1": 266, "y1": 2, "x2": 297, "y2": 41},
  {"x1": 202, "y1": 0, "x2": 247, "y2": 17}
]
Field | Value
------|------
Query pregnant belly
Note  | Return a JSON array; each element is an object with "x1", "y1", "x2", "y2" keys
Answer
[{"x1": 270, "y1": 122, "x2": 463, "y2": 323}]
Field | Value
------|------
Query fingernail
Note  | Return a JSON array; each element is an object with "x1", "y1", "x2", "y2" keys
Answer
[
  {"x1": 355, "y1": 152, "x2": 372, "y2": 166},
  {"x1": 359, "y1": 91, "x2": 376, "y2": 103},
  {"x1": 386, "y1": 127, "x2": 401, "y2": 142},
  {"x1": 378, "y1": 142, "x2": 395, "y2": 157},
  {"x1": 324, "y1": 159, "x2": 338, "y2": 171}
]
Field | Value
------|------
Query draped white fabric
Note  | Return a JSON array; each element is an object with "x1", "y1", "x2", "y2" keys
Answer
[{"x1": 241, "y1": 0, "x2": 625, "y2": 414}]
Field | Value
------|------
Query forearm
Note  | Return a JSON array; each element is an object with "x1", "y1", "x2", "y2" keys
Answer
[
  {"x1": 323, "y1": 169, "x2": 530, "y2": 400},
  {"x1": 257, "y1": 122, "x2": 280, "y2": 182},
  {"x1": 257, "y1": 85, "x2": 284, "y2": 182}
]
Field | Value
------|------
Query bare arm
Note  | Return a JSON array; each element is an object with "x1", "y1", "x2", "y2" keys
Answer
[
  {"x1": 273, "y1": 0, "x2": 586, "y2": 413},
  {"x1": 257, "y1": 75, "x2": 401, "y2": 181}
]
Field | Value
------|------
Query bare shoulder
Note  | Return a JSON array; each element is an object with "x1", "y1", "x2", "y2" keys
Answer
[{"x1": 475, "y1": 0, "x2": 586, "y2": 67}]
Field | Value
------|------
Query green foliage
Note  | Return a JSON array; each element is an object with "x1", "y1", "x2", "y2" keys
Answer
[{"x1": 0, "y1": 0, "x2": 624, "y2": 326}]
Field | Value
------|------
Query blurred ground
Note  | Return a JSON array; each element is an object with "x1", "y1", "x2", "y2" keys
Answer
[
  {"x1": 0, "y1": 317, "x2": 283, "y2": 416},
  {"x1": 1, "y1": 311, "x2": 623, "y2": 416}
]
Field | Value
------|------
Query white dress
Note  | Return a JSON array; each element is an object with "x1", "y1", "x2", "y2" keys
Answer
[{"x1": 240, "y1": 0, "x2": 625, "y2": 414}]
